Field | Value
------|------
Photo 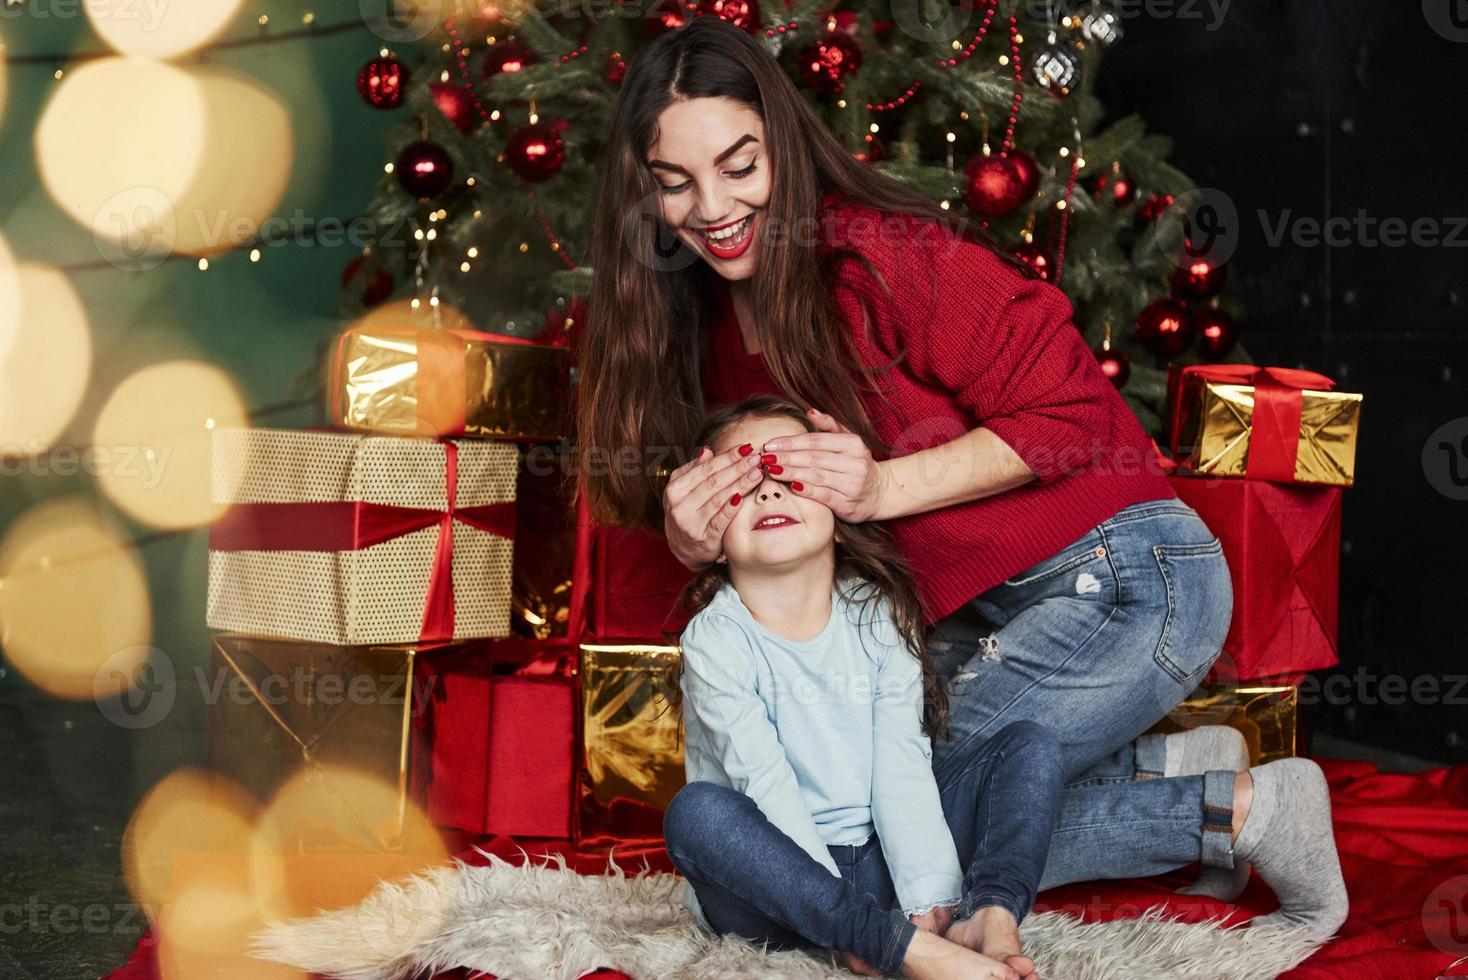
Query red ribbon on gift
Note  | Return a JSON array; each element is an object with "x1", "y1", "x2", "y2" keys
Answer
[
  {"x1": 209, "y1": 441, "x2": 516, "y2": 643},
  {"x1": 1170, "y1": 365, "x2": 1335, "y2": 484}
]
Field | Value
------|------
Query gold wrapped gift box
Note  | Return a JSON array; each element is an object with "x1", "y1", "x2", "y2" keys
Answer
[
  {"x1": 206, "y1": 633, "x2": 436, "y2": 849},
  {"x1": 330, "y1": 323, "x2": 571, "y2": 441},
  {"x1": 578, "y1": 642, "x2": 685, "y2": 848},
  {"x1": 1146, "y1": 682, "x2": 1299, "y2": 766},
  {"x1": 1168, "y1": 365, "x2": 1361, "y2": 487}
]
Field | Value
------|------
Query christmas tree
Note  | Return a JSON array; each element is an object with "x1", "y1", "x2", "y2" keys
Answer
[{"x1": 334, "y1": 0, "x2": 1244, "y2": 433}]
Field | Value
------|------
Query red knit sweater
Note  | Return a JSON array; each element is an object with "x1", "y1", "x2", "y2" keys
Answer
[{"x1": 702, "y1": 190, "x2": 1176, "y2": 624}]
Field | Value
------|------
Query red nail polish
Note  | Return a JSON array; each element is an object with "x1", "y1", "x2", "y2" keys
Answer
[
  {"x1": 759, "y1": 453, "x2": 777, "y2": 465},
  {"x1": 737, "y1": 443, "x2": 753, "y2": 456},
  {"x1": 766, "y1": 464, "x2": 783, "y2": 475},
  {"x1": 792, "y1": 481, "x2": 804, "y2": 491},
  {"x1": 729, "y1": 493, "x2": 741, "y2": 506}
]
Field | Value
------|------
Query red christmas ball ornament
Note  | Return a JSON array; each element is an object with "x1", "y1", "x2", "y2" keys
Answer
[
  {"x1": 796, "y1": 32, "x2": 862, "y2": 94},
  {"x1": 645, "y1": 0, "x2": 690, "y2": 36},
  {"x1": 341, "y1": 255, "x2": 394, "y2": 307},
  {"x1": 1194, "y1": 307, "x2": 1238, "y2": 360},
  {"x1": 1170, "y1": 255, "x2": 1228, "y2": 299},
  {"x1": 605, "y1": 52, "x2": 627, "y2": 85},
  {"x1": 1005, "y1": 150, "x2": 1041, "y2": 203},
  {"x1": 853, "y1": 135, "x2": 886, "y2": 163},
  {"x1": 396, "y1": 140, "x2": 455, "y2": 199},
  {"x1": 1092, "y1": 167, "x2": 1137, "y2": 207},
  {"x1": 1012, "y1": 242, "x2": 1054, "y2": 281},
  {"x1": 699, "y1": 0, "x2": 760, "y2": 32},
  {"x1": 1093, "y1": 344, "x2": 1130, "y2": 388},
  {"x1": 1134, "y1": 298, "x2": 1195, "y2": 359},
  {"x1": 357, "y1": 56, "x2": 408, "y2": 110},
  {"x1": 538, "y1": 295, "x2": 589, "y2": 352},
  {"x1": 482, "y1": 37, "x2": 536, "y2": 78},
  {"x1": 429, "y1": 82, "x2": 476, "y2": 133},
  {"x1": 505, "y1": 121, "x2": 566, "y2": 182},
  {"x1": 1137, "y1": 192, "x2": 1175, "y2": 223},
  {"x1": 963, "y1": 153, "x2": 1038, "y2": 218}
]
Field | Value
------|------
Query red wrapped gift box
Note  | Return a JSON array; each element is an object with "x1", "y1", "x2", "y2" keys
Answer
[
  {"x1": 1169, "y1": 474, "x2": 1341, "y2": 683},
  {"x1": 415, "y1": 642, "x2": 576, "y2": 838},
  {"x1": 573, "y1": 496, "x2": 695, "y2": 641}
]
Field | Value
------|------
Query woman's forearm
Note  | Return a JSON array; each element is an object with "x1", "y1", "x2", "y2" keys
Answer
[{"x1": 874, "y1": 427, "x2": 1036, "y2": 521}]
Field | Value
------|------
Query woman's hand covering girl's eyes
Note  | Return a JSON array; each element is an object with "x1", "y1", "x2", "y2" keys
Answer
[
  {"x1": 760, "y1": 408, "x2": 894, "y2": 524},
  {"x1": 661, "y1": 441, "x2": 766, "y2": 570}
]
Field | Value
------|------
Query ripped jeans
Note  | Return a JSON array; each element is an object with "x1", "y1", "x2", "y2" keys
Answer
[{"x1": 927, "y1": 497, "x2": 1240, "y2": 888}]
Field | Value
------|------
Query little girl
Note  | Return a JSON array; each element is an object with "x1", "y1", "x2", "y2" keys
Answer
[{"x1": 662, "y1": 395, "x2": 1064, "y2": 980}]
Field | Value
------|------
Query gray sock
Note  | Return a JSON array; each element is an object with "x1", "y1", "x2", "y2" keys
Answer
[
  {"x1": 1166, "y1": 727, "x2": 1253, "y2": 901},
  {"x1": 1232, "y1": 758, "x2": 1349, "y2": 941}
]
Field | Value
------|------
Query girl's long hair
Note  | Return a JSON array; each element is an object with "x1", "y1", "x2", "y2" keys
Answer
[
  {"x1": 576, "y1": 16, "x2": 1020, "y2": 531},
  {"x1": 660, "y1": 396, "x2": 951, "y2": 740}
]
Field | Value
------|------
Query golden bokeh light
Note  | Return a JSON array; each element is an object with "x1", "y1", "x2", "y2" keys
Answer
[
  {"x1": 122, "y1": 767, "x2": 259, "y2": 921},
  {"x1": 0, "y1": 497, "x2": 152, "y2": 700},
  {"x1": 0, "y1": 233, "x2": 18, "y2": 368},
  {"x1": 91, "y1": 359, "x2": 248, "y2": 530},
  {"x1": 36, "y1": 58, "x2": 293, "y2": 262},
  {"x1": 0, "y1": 263, "x2": 92, "y2": 452},
  {"x1": 122, "y1": 769, "x2": 297, "y2": 978},
  {"x1": 87, "y1": 0, "x2": 248, "y2": 59},
  {"x1": 250, "y1": 763, "x2": 451, "y2": 924}
]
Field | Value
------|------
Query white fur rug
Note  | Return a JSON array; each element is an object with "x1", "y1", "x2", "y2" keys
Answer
[{"x1": 250, "y1": 850, "x2": 1323, "y2": 980}]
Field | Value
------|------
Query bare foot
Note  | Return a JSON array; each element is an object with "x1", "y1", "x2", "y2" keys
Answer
[
  {"x1": 945, "y1": 906, "x2": 1037, "y2": 980},
  {"x1": 898, "y1": 928, "x2": 1022, "y2": 980}
]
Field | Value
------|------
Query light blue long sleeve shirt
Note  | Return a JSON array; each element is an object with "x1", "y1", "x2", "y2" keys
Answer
[{"x1": 677, "y1": 578, "x2": 964, "y2": 930}]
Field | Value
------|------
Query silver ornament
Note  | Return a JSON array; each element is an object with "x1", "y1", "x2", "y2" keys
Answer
[
  {"x1": 1031, "y1": 41, "x2": 1081, "y2": 94},
  {"x1": 1081, "y1": 7, "x2": 1123, "y2": 48}
]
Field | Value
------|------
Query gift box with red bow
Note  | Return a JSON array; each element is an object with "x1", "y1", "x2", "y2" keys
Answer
[
  {"x1": 413, "y1": 640, "x2": 577, "y2": 838},
  {"x1": 207, "y1": 426, "x2": 517, "y2": 645},
  {"x1": 1167, "y1": 364, "x2": 1362, "y2": 486}
]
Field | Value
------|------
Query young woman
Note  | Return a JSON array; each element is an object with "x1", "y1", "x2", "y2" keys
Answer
[
  {"x1": 577, "y1": 15, "x2": 1348, "y2": 945},
  {"x1": 664, "y1": 396, "x2": 1064, "y2": 980}
]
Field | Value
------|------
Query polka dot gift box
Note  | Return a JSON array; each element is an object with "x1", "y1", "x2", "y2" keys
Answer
[{"x1": 207, "y1": 426, "x2": 517, "y2": 645}]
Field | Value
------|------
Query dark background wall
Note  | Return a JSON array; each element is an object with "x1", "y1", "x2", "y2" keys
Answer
[{"x1": 1097, "y1": 0, "x2": 1468, "y2": 763}]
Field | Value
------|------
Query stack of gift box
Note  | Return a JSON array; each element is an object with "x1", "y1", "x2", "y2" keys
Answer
[
  {"x1": 1143, "y1": 362, "x2": 1363, "y2": 763},
  {"x1": 204, "y1": 319, "x2": 581, "y2": 845},
  {"x1": 571, "y1": 361, "x2": 1365, "y2": 851}
]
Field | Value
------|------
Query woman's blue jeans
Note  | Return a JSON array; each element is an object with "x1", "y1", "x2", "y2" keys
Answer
[
  {"x1": 926, "y1": 497, "x2": 1239, "y2": 889},
  {"x1": 663, "y1": 721, "x2": 1064, "y2": 974}
]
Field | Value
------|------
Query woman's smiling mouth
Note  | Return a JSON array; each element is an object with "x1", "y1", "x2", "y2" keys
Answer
[
  {"x1": 753, "y1": 513, "x2": 798, "y2": 530},
  {"x1": 697, "y1": 213, "x2": 756, "y2": 259}
]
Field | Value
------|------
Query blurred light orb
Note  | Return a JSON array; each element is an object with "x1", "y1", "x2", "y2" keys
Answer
[
  {"x1": 0, "y1": 233, "x2": 19, "y2": 367},
  {"x1": 92, "y1": 360, "x2": 247, "y2": 529},
  {"x1": 0, "y1": 263, "x2": 92, "y2": 453},
  {"x1": 250, "y1": 763, "x2": 450, "y2": 923},
  {"x1": 87, "y1": 0, "x2": 247, "y2": 59},
  {"x1": 123, "y1": 768, "x2": 258, "y2": 922},
  {"x1": 0, "y1": 497, "x2": 152, "y2": 700},
  {"x1": 36, "y1": 58, "x2": 293, "y2": 263}
]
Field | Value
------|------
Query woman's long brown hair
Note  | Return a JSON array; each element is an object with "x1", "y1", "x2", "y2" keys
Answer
[
  {"x1": 660, "y1": 395, "x2": 951, "y2": 740},
  {"x1": 576, "y1": 16, "x2": 1022, "y2": 531}
]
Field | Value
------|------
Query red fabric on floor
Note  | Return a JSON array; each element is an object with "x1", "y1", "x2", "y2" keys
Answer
[{"x1": 104, "y1": 760, "x2": 1468, "y2": 979}]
